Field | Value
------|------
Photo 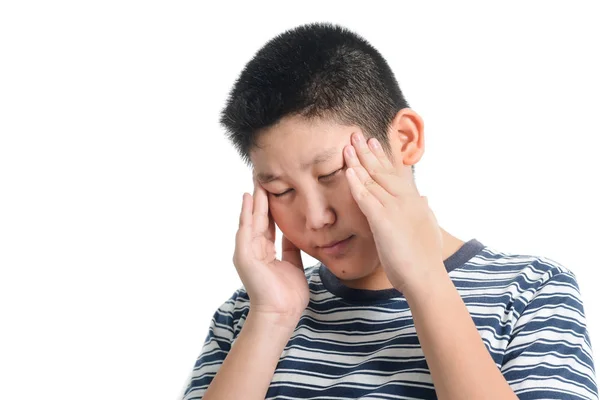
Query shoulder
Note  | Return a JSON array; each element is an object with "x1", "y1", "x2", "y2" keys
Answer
[
  {"x1": 460, "y1": 243, "x2": 577, "y2": 284},
  {"x1": 460, "y1": 243, "x2": 583, "y2": 312},
  {"x1": 208, "y1": 287, "x2": 251, "y2": 340}
]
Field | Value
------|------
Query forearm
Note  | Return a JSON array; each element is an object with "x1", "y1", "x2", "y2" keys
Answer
[
  {"x1": 404, "y1": 266, "x2": 517, "y2": 400},
  {"x1": 203, "y1": 310, "x2": 298, "y2": 400}
]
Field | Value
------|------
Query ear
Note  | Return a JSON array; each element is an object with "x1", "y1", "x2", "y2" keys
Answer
[{"x1": 387, "y1": 108, "x2": 425, "y2": 167}]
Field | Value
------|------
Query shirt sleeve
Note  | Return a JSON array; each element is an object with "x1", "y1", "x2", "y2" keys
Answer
[
  {"x1": 181, "y1": 289, "x2": 249, "y2": 400},
  {"x1": 501, "y1": 269, "x2": 598, "y2": 399}
]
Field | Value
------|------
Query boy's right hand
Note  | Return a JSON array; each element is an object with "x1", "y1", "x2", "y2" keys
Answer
[{"x1": 232, "y1": 179, "x2": 310, "y2": 326}]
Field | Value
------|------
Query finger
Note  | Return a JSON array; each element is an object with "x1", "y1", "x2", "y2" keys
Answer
[
  {"x1": 367, "y1": 137, "x2": 395, "y2": 171},
  {"x1": 252, "y1": 178, "x2": 270, "y2": 234},
  {"x1": 351, "y1": 132, "x2": 384, "y2": 175},
  {"x1": 344, "y1": 145, "x2": 392, "y2": 205},
  {"x1": 345, "y1": 167, "x2": 383, "y2": 218},
  {"x1": 361, "y1": 135, "x2": 415, "y2": 198},
  {"x1": 351, "y1": 133, "x2": 398, "y2": 197},
  {"x1": 238, "y1": 192, "x2": 253, "y2": 229},
  {"x1": 235, "y1": 193, "x2": 253, "y2": 258},
  {"x1": 282, "y1": 234, "x2": 304, "y2": 271},
  {"x1": 352, "y1": 133, "x2": 402, "y2": 197},
  {"x1": 371, "y1": 136, "x2": 417, "y2": 197},
  {"x1": 266, "y1": 209, "x2": 276, "y2": 243}
]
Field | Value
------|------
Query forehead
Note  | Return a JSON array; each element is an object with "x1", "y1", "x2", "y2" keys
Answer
[{"x1": 250, "y1": 115, "x2": 358, "y2": 169}]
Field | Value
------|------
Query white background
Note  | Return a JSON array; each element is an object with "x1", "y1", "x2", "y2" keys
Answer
[{"x1": 1, "y1": 1, "x2": 599, "y2": 399}]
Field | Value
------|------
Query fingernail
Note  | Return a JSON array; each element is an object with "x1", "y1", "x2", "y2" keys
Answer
[
  {"x1": 370, "y1": 138, "x2": 381, "y2": 150},
  {"x1": 346, "y1": 146, "x2": 356, "y2": 158},
  {"x1": 353, "y1": 133, "x2": 363, "y2": 145}
]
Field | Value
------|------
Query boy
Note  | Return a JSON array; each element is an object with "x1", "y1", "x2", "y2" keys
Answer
[{"x1": 183, "y1": 23, "x2": 597, "y2": 399}]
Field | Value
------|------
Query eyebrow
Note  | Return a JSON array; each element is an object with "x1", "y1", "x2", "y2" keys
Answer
[{"x1": 256, "y1": 147, "x2": 339, "y2": 184}]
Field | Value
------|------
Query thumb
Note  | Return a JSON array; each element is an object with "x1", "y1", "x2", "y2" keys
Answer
[{"x1": 282, "y1": 235, "x2": 304, "y2": 271}]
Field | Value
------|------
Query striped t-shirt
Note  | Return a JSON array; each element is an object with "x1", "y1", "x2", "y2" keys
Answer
[{"x1": 183, "y1": 239, "x2": 598, "y2": 399}]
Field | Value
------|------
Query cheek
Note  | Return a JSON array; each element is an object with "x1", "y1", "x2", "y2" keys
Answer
[
  {"x1": 269, "y1": 202, "x2": 302, "y2": 238},
  {"x1": 268, "y1": 200, "x2": 285, "y2": 222},
  {"x1": 338, "y1": 189, "x2": 368, "y2": 223},
  {"x1": 337, "y1": 177, "x2": 361, "y2": 209}
]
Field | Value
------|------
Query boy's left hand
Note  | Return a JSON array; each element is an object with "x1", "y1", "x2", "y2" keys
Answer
[{"x1": 343, "y1": 132, "x2": 445, "y2": 294}]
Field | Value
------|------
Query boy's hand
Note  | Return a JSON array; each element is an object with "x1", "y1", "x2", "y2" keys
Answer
[
  {"x1": 232, "y1": 178, "x2": 310, "y2": 324},
  {"x1": 343, "y1": 132, "x2": 445, "y2": 294}
]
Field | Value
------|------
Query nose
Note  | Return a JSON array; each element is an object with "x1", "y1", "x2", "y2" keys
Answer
[{"x1": 303, "y1": 192, "x2": 336, "y2": 231}]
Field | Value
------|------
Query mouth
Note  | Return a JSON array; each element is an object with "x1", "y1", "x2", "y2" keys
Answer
[
  {"x1": 320, "y1": 236, "x2": 352, "y2": 248},
  {"x1": 318, "y1": 235, "x2": 355, "y2": 256}
]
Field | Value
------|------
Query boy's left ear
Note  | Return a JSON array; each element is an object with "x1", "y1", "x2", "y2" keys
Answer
[{"x1": 388, "y1": 108, "x2": 425, "y2": 166}]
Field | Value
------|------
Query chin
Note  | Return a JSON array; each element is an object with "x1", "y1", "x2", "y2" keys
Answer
[{"x1": 322, "y1": 256, "x2": 377, "y2": 280}]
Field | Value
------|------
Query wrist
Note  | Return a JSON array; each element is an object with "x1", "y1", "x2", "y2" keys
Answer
[
  {"x1": 247, "y1": 308, "x2": 302, "y2": 332},
  {"x1": 398, "y1": 262, "x2": 451, "y2": 302}
]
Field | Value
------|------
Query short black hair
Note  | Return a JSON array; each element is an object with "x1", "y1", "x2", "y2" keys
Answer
[{"x1": 220, "y1": 22, "x2": 412, "y2": 172}]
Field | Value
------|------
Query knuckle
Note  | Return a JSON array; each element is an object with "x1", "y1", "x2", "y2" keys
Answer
[
  {"x1": 365, "y1": 166, "x2": 377, "y2": 176},
  {"x1": 364, "y1": 178, "x2": 376, "y2": 187},
  {"x1": 359, "y1": 146, "x2": 371, "y2": 155},
  {"x1": 367, "y1": 167, "x2": 384, "y2": 180}
]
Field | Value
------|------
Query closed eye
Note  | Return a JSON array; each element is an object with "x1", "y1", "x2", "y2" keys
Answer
[
  {"x1": 272, "y1": 168, "x2": 343, "y2": 198},
  {"x1": 319, "y1": 168, "x2": 343, "y2": 182},
  {"x1": 273, "y1": 189, "x2": 292, "y2": 198}
]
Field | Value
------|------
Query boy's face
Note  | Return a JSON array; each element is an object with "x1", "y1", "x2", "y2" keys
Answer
[{"x1": 250, "y1": 115, "x2": 385, "y2": 282}]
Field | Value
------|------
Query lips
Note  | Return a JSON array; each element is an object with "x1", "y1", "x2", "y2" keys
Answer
[
  {"x1": 319, "y1": 236, "x2": 353, "y2": 248},
  {"x1": 318, "y1": 235, "x2": 354, "y2": 257}
]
